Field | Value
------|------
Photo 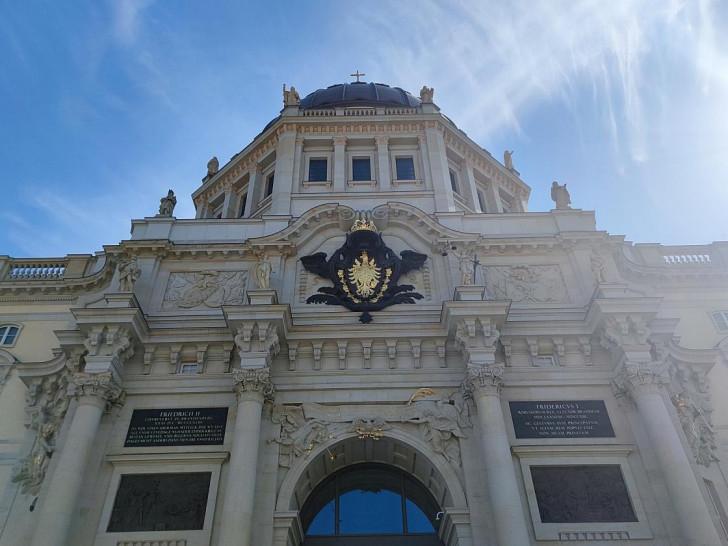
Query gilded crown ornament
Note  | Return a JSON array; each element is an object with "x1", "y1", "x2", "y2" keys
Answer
[{"x1": 350, "y1": 219, "x2": 378, "y2": 232}]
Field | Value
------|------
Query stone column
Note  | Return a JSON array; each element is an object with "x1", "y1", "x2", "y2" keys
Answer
[
  {"x1": 31, "y1": 372, "x2": 123, "y2": 546},
  {"x1": 463, "y1": 365, "x2": 530, "y2": 546},
  {"x1": 332, "y1": 136, "x2": 347, "y2": 192},
  {"x1": 292, "y1": 136, "x2": 304, "y2": 192},
  {"x1": 270, "y1": 128, "x2": 296, "y2": 215},
  {"x1": 463, "y1": 160, "x2": 482, "y2": 212},
  {"x1": 221, "y1": 185, "x2": 238, "y2": 218},
  {"x1": 425, "y1": 127, "x2": 456, "y2": 213},
  {"x1": 417, "y1": 134, "x2": 432, "y2": 190},
  {"x1": 614, "y1": 362, "x2": 722, "y2": 546},
  {"x1": 244, "y1": 165, "x2": 262, "y2": 217},
  {"x1": 375, "y1": 136, "x2": 391, "y2": 190},
  {"x1": 217, "y1": 367, "x2": 275, "y2": 546}
]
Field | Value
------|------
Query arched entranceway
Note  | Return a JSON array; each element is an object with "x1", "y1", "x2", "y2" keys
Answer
[
  {"x1": 272, "y1": 432, "x2": 473, "y2": 546},
  {"x1": 301, "y1": 463, "x2": 444, "y2": 545}
]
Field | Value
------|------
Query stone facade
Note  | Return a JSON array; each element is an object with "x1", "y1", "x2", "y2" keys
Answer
[{"x1": 1, "y1": 80, "x2": 728, "y2": 545}]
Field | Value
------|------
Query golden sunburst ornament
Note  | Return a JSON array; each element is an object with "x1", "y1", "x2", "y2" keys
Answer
[{"x1": 348, "y1": 251, "x2": 381, "y2": 298}]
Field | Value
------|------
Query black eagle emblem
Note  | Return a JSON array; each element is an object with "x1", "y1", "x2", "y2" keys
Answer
[{"x1": 301, "y1": 221, "x2": 427, "y2": 322}]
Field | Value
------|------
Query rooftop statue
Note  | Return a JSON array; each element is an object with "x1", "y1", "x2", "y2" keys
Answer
[
  {"x1": 550, "y1": 181, "x2": 571, "y2": 210},
  {"x1": 282, "y1": 84, "x2": 300, "y2": 107},
  {"x1": 504, "y1": 150, "x2": 514, "y2": 170},
  {"x1": 157, "y1": 189, "x2": 177, "y2": 217},
  {"x1": 419, "y1": 86, "x2": 434, "y2": 104},
  {"x1": 207, "y1": 156, "x2": 219, "y2": 177}
]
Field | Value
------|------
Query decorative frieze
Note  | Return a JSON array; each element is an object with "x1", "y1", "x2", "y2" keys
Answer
[{"x1": 270, "y1": 394, "x2": 471, "y2": 469}]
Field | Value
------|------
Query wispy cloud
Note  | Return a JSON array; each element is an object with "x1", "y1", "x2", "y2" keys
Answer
[
  {"x1": 348, "y1": 0, "x2": 720, "y2": 167},
  {"x1": 111, "y1": 0, "x2": 153, "y2": 47}
]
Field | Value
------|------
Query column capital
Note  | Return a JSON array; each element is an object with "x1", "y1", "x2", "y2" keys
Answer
[
  {"x1": 233, "y1": 367, "x2": 275, "y2": 403},
  {"x1": 416, "y1": 133, "x2": 427, "y2": 144},
  {"x1": 332, "y1": 136, "x2": 347, "y2": 146},
  {"x1": 612, "y1": 360, "x2": 669, "y2": 399},
  {"x1": 375, "y1": 135, "x2": 390, "y2": 146},
  {"x1": 73, "y1": 371, "x2": 125, "y2": 408},
  {"x1": 462, "y1": 364, "x2": 504, "y2": 399},
  {"x1": 295, "y1": 136, "x2": 305, "y2": 146}
]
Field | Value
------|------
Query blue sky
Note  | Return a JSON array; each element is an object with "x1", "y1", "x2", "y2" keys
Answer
[{"x1": 1, "y1": 1, "x2": 726, "y2": 258}]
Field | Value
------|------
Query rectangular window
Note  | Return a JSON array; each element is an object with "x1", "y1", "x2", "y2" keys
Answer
[
  {"x1": 395, "y1": 157, "x2": 415, "y2": 180},
  {"x1": 533, "y1": 355, "x2": 557, "y2": 367},
  {"x1": 449, "y1": 169, "x2": 459, "y2": 194},
  {"x1": 238, "y1": 192, "x2": 248, "y2": 217},
  {"x1": 265, "y1": 173, "x2": 275, "y2": 197},
  {"x1": 352, "y1": 158, "x2": 371, "y2": 181},
  {"x1": 477, "y1": 190, "x2": 487, "y2": 212},
  {"x1": 308, "y1": 159, "x2": 328, "y2": 182},
  {"x1": 180, "y1": 363, "x2": 198, "y2": 374}
]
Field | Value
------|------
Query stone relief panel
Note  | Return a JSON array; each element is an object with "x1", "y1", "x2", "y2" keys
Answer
[
  {"x1": 107, "y1": 472, "x2": 211, "y2": 532},
  {"x1": 483, "y1": 264, "x2": 570, "y2": 303},
  {"x1": 531, "y1": 465, "x2": 638, "y2": 523},
  {"x1": 269, "y1": 392, "x2": 470, "y2": 470},
  {"x1": 12, "y1": 370, "x2": 71, "y2": 495},
  {"x1": 668, "y1": 365, "x2": 718, "y2": 466},
  {"x1": 162, "y1": 270, "x2": 247, "y2": 310}
]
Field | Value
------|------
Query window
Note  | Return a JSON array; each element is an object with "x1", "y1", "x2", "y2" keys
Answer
[
  {"x1": 0, "y1": 325, "x2": 19, "y2": 346},
  {"x1": 477, "y1": 190, "x2": 487, "y2": 212},
  {"x1": 533, "y1": 355, "x2": 557, "y2": 367},
  {"x1": 351, "y1": 157, "x2": 371, "y2": 181},
  {"x1": 713, "y1": 311, "x2": 728, "y2": 332},
  {"x1": 395, "y1": 157, "x2": 415, "y2": 180},
  {"x1": 180, "y1": 363, "x2": 199, "y2": 374},
  {"x1": 238, "y1": 192, "x2": 248, "y2": 217},
  {"x1": 308, "y1": 159, "x2": 328, "y2": 182},
  {"x1": 449, "y1": 169, "x2": 459, "y2": 194},
  {"x1": 265, "y1": 173, "x2": 275, "y2": 197},
  {"x1": 302, "y1": 464, "x2": 440, "y2": 540}
]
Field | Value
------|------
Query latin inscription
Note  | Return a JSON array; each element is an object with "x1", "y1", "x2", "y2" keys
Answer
[
  {"x1": 124, "y1": 407, "x2": 228, "y2": 447},
  {"x1": 509, "y1": 400, "x2": 615, "y2": 439}
]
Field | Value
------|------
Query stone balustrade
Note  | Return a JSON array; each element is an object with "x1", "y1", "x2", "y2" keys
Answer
[
  {"x1": 4, "y1": 260, "x2": 66, "y2": 280},
  {"x1": 0, "y1": 254, "x2": 99, "y2": 281},
  {"x1": 631, "y1": 242, "x2": 727, "y2": 267}
]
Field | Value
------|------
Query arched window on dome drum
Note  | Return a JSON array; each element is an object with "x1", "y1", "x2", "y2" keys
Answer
[{"x1": 301, "y1": 464, "x2": 445, "y2": 546}]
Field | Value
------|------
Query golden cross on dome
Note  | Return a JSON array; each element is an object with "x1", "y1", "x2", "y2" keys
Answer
[{"x1": 350, "y1": 70, "x2": 366, "y2": 82}]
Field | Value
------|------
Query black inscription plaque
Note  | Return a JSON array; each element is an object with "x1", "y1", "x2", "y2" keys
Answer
[
  {"x1": 509, "y1": 400, "x2": 614, "y2": 439},
  {"x1": 124, "y1": 407, "x2": 228, "y2": 447},
  {"x1": 531, "y1": 465, "x2": 638, "y2": 523},
  {"x1": 107, "y1": 472, "x2": 211, "y2": 532}
]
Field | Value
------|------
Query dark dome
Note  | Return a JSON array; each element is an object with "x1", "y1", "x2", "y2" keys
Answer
[{"x1": 300, "y1": 82, "x2": 421, "y2": 109}]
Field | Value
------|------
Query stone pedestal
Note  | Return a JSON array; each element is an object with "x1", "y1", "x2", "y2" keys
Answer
[
  {"x1": 217, "y1": 368, "x2": 275, "y2": 546},
  {"x1": 463, "y1": 365, "x2": 530, "y2": 545},
  {"x1": 31, "y1": 372, "x2": 123, "y2": 546},
  {"x1": 454, "y1": 285, "x2": 485, "y2": 301}
]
